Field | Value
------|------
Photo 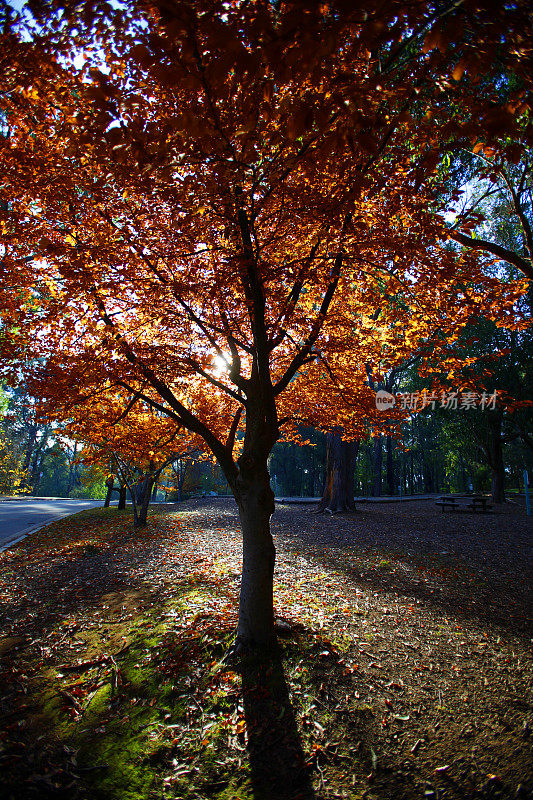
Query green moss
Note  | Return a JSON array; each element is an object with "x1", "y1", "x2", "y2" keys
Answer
[
  {"x1": 84, "y1": 683, "x2": 112, "y2": 719},
  {"x1": 40, "y1": 689, "x2": 73, "y2": 738},
  {"x1": 76, "y1": 726, "x2": 160, "y2": 800},
  {"x1": 9, "y1": 552, "x2": 295, "y2": 800}
]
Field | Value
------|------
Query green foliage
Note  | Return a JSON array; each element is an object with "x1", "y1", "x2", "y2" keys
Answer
[
  {"x1": 36, "y1": 444, "x2": 69, "y2": 497},
  {"x1": 270, "y1": 427, "x2": 326, "y2": 497}
]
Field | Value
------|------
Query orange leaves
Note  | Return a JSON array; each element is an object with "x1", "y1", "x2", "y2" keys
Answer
[
  {"x1": 452, "y1": 61, "x2": 467, "y2": 82},
  {"x1": 422, "y1": 28, "x2": 448, "y2": 55},
  {"x1": 1, "y1": 0, "x2": 531, "y2": 479},
  {"x1": 472, "y1": 142, "x2": 496, "y2": 157},
  {"x1": 286, "y1": 102, "x2": 314, "y2": 142}
]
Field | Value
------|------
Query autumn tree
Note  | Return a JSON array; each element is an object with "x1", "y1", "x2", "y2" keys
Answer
[
  {"x1": 53, "y1": 383, "x2": 204, "y2": 523},
  {"x1": 0, "y1": 426, "x2": 27, "y2": 495},
  {"x1": 1, "y1": 0, "x2": 532, "y2": 650}
]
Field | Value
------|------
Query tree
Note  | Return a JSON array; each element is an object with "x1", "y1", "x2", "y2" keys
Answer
[
  {"x1": 0, "y1": 385, "x2": 51, "y2": 493},
  {"x1": 437, "y1": 148, "x2": 533, "y2": 501},
  {"x1": 2, "y1": 0, "x2": 532, "y2": 650},
  {"x1": 0, "y1": 427, "x2": 27, "y2": 494},
  {"x1": 58, "y1": 386, "x2": 202, "y2": 524},
  {"x1": 446, "y1": 143, "x2": 533, "y2": 282},
  {"x1": 317, "y1": 428, "x2": 359, "y2": 512}
]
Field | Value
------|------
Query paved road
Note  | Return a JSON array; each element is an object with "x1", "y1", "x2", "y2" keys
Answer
[{"x1": 0, "y1": 499, "x2": 104, "y2": 552}]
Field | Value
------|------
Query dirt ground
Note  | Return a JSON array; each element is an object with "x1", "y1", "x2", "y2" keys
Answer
[{"x1": 0, "y1": 497, "x2": 531, "y2": 800}]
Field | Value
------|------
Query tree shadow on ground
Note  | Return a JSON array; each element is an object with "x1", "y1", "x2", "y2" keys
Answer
[
  {"x1": 316, "y1": 545, "x2": 532, "y2": 640},
  {"x1": 239, "y1": 645, "x2": 316, "y2": 800},
  {"x1": 272, "y1": 502, "x2": 533, "y2": 640},
  {"x1": 0, "y1": 570, "x2": 321, "y2": 800}
]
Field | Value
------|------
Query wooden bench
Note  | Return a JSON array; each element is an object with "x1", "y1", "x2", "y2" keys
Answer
[
  {"x1": 435, "y1": 498, "x2": 459, "y2": 512},
  {"x1": 435, "y1": 495, "x2": 493, "y2": 513},
  {"x1": 466, "y1": 497, "x2": 493, "y2": 513}
]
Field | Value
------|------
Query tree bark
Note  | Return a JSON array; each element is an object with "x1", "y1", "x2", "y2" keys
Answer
[
  {"x1": 118, "y1": 484, "x2": 127, "y2": 509},
  {"x1": 136, "y1": 473, "x2": 156, "y2": 526},
  {"x1": 318, "y1": 429, "x2": 358, "y2": 513},
  {"x1": 234, "y1": 460, "x2": 276, "y2": 651},
  {"x1": 104, "y1": 479, "x2": 114, "y2": 508},
  {"x1": 372, "y1": 434, "x2": 382, "y2": 496},
  {"x1": 486, "y1": 409, "x2": 506, "y2": 503}
]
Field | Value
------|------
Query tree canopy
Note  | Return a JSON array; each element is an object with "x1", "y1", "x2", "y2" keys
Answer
[{"x1": 1, "y1": 0, "x2": 532, "y2": 648}]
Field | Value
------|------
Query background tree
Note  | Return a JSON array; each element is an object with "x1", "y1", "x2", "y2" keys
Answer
[
  {"x1": 446, "y1": 142, "x2": 533, "y2": 280},
  {"x1": 58, "y1": 386, "x2": 203, "y2": 524}
]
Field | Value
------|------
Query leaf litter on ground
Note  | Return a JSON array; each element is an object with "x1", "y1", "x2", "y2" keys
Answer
[{"x1": 0, "y1": 498, "x2": 531, "y2": 800}]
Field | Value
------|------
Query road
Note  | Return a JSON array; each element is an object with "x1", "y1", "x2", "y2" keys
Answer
[{"x1": 0, "y1": 498, "x2": 104, "y2": 552}]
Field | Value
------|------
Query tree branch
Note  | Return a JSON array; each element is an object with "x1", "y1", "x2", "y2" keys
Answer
[
  {"x1": 112, "y1": 392, "x2": 141, "y2": 425},
  {"x1": 235, "y1": 188, "x2": 277, "y2": 430},
  {"x1": 92, "y1": 290, "x2": 238, "y2": 484},
  {"x1": 273, "y1": 214, "x2": 352, "y2": 396},
  {"x1": 184, "y1": 358, "x2": 245, "y2": 404},
  {"x1": 448, "y1": 231, "x2": 533, "y2": 278},
  {"x1": 226, "y1": 407, "x2": 242, "y2": 457},
  {"x1": 269, "y1": 237, "x2": 323, "y2": 349}
]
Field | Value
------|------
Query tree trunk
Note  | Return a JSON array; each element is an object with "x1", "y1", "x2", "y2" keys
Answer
[
  {"x1": 65, "y1": 441, "x2": 78, "y2": 497},
  {"x1": 234, "y1": 462, "x2": 276, "y2": 651},
  {"x1": 118, "y1": 484, "x2": 127, "y2": 509},
  {"x1": 134, "y1": 473, "x2": 144, "y2": 505},
  {"x1": 486, "y1": 409, "x2": 506, "y2": 503},
  {"x1": 423, "y1": 462, "x2": 433, "y2": 493},
  {"x1": 28, "y1": 426, "x2": 49, "y2": 494},
  {"x1": 318, "y1": 429, "x2": 358, "y2": 513},
  {"x1": 490, "y1": 465, "x2": 505, "y2": 503},
  {"x1": 386, "y1": 435, "x2": 394, "y2": 495},
  {"x1": 30, "y1": 450, "x2": 44, "y2": 494},
  {"x1": 372, "y1": 435, "x2": 382, "y2": 496},
  {"x1": 136, "y1": 473, "x2": 156, "y2": 526},
  {"x1": 104, "y1": 481, "x2": 114, "y2": 508},
  {"x1": 177, "y1": 459, "x2": 188, "y2": 500},
  {"x1": 21, "y1": 423, "x2": 37, "y2": 487}
]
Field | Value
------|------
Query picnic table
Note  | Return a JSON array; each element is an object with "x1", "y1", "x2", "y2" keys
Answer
[{"x1": 435, "y1": 495, "x2": 493, "y2": 513}]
